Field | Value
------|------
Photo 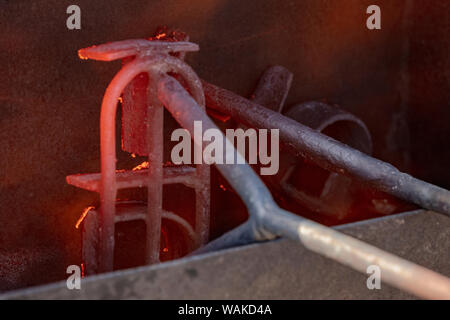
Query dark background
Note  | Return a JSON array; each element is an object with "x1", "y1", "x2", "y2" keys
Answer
[{"x1": 0, "y1": 0, "x2": 448, "y2": 291}]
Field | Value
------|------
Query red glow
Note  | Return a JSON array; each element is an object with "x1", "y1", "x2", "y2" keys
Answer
[
  {"x1": 132, "y1": 161, "x2": 149, "y2": 171},
  {"x1": 77, "y1": 50, "x2": 89, "y2": 60},
  {"x1": 155, "y1": 33, "x2": 167, "y2": 40},
  {"x1": 81, "y1": 262, "x2": 85, "y2": 278},
  {"x1": 161, "y1": 227, "x2": 169, "y2": 253},
  {"x1": 75, "y1": 206, "x2": 95, "y2": 229}
]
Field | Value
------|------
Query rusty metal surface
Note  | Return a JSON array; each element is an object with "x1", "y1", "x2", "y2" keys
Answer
[
  {"x1": 408, "y1": 0, "x2": 450, "y2": 188},
  {"x1": 17, "y1": 34, "x2": 448, "y2": 298},
  {"x1": 0, "y1": 0, "x2": 448, "y2": 292},
  {"x1": 2, "y1": 210, "x2": 449, "y2": 300}
]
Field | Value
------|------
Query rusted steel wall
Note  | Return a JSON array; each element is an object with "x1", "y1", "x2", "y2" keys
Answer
[
  {"x1": 0, "y1": 0, "x2": 447, "y2": 291},
  {"x1": 407, "y1": 0, "x2": 450, "y2": 189}
]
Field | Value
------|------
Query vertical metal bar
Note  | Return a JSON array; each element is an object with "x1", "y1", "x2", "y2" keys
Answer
[
  {"x1": 98, "y1": 57, "x2": 154, "y2": 272},
  {"x1": 195, "y1": 164, "x2": 211, "y2": 245},
  {"x1": 82, "y1": 209, "x2": 99, "y2": 275},
  {"x1": 146, "y1": 75, "x2": 164, "y2": 264}
]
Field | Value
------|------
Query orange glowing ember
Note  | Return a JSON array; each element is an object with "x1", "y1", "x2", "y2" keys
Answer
[
  {"x1": 161, "y1": 228, "x2": 169, "y2": 253},
  {"x1": 132, "y1": 161, "x2": 149, "y2": 171},
  {"x1": 77, "y1": 50, "x2": 89, "y2": 60},
  {"x1": 75, "y1": 206, "x2": 95, "y2": 229},
  {"x1": 219, "y1": 184, "x2": 227, "y2": 191},
  {"x1": 81, "y1": 262, "x2": 85, "y2": 278},
  {"x1": 155, "y1": 33, "x2": 167, "y2": 39}
]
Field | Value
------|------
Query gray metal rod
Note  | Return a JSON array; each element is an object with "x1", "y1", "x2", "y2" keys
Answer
[{"x1": 202, "y1": 81, "x2": 450, "y2": 217}]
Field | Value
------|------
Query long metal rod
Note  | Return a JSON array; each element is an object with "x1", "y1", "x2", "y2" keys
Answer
[
  {"x1": 158, "y1": 75, "x2": 450, "y2": 300},
  {"x1": 202, "y1": 81, "x2": 450, "y2": 217}
]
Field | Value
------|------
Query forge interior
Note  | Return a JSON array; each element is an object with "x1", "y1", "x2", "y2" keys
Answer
[{"x1": 0, "y1": 0, "x2": 449, "y2": 296}]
